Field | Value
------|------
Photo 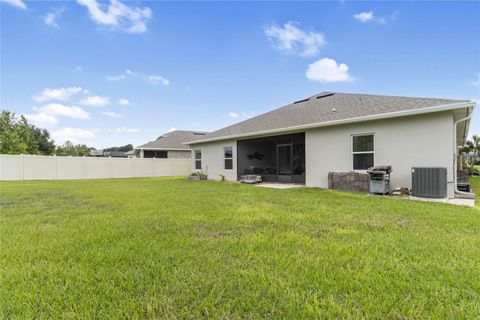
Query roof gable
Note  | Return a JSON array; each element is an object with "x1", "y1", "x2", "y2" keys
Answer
[
  {"x1": 137, "y1": 130, "x2": 208, "y2": 150},
  {"x1": 188, "y1": 92, "x2": 470, "y2": 144}
]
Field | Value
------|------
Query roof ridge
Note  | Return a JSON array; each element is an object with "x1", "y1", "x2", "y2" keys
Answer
[{"x1": 332, "y1": 91, "x2": 469, "y2": 102}]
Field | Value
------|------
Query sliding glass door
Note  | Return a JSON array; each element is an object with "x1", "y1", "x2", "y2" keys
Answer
[{"x1": 277, "y1": 144, "x2": 292, "y2": 173}]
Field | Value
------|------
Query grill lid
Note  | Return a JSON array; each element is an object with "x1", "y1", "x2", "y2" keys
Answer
[{"x1": 367, "y1": 165, "x2": 392, "y2": 174}]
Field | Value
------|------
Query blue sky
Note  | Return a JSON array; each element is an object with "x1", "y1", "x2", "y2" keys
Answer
[{"x1": 1, "y1": 0, "x2": 479, "y2": 148}]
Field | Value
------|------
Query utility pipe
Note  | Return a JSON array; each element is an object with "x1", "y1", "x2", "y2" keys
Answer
[{"x1": 454, "y1": 108, "x2": 474, "y2": 196}]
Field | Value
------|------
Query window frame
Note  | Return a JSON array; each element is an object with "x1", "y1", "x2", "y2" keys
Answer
[
  {"x1": 223, "y1": 146, "x2": 233, "y2": 170},
  {"x1": 194, "y1": 149, "x2": 202, "y2": 170},
  {"x1": 351, "y1": 133, "x2": 375, "y2": 171}
]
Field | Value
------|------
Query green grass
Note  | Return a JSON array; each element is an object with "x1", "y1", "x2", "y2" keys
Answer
[{"x1": 1, "y1": 177, "x2": 479, "y2": 319}]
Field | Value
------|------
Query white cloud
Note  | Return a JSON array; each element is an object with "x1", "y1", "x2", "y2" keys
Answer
[
  {"x1": 168, "y1": 127, "x2": 176, "y2": 132},
  {"x1": 148, "y1": 75, "x2": 170, "y2": 86},
  {"x1": 24, "y1": 113, "x2": 58, "y2": 127},
  {"x1": 80, "y1": 95, "x2": 110, "y2": 107},
  {"x1": 106, "y1": 74, "x2": 126, "y2": 81},
  {"x1": 378, "y1": 11, "x2": 399, "y2": 24},
  {"x1": 228, "y1": 111, "x2": 255, "y2": 120},
  {"x1": 34, "y1": 87, "x2": 83, "y2": 102},
  {"x1": 115, "y1": 127, "x2": 140, "y2": 133},
  {"x1": 354, "y1": 10, "x2": 399, "y2": 24},
  {"x1": 264, "y1": 21, "x2": 326, "y2": 57},
  {"x1": 106, "y1": 69, "x2": 170, "y2": 86},
  {"x1": 118, "y1": 98, "x2": 129, "y2": 105},
  {"x1": 42, "y1": 8, "x2": 64, "y2": 28},
  {"x1": 34, "y1": 103, "x2": 90, "y2": 119},
  {"x1": 51, "y1": 127, "x2": 95, "y2": 143},
  {"x1": 0, "y1": 0, "x2": 27, "y2": 10},
  {"x1": 75, "y1": 66, "x2": 83, "y2": 71},
  {"x1": 125, "y1": 69, "x2": 136, "y2": 76},
  {"x1": 471, "y1": 73, "x2": 480, "y2": 87},
  {"x1": 306, "y1": 58, "x2": 353, "y2": 83},
  {"x1": 76, "y1": 0, "x2": 152, "y2": 34},
  {"x1": 228, "y1": 112, "x2": 239, "y2": 119},
  {"x1": 354, "y1": 11, "x2": 373, "y2": 22},
  {"x1": 102, "y1": 111, "x2": 123, "y2": 118}
]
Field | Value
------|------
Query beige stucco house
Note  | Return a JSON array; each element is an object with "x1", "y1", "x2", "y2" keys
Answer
[
  {"x1": 187, "y1": 92, "x2": 475, "y2": 198},
  {"x1": 136, "y1": 130, "x2": 208, "y2": 159}
]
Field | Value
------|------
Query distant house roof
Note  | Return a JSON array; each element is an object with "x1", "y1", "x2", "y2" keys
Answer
[
  {"x1": 188, "y1": 92, "x2": 472, "y2": 144},
  {"x1": 137, "y1": 130, "x2": 208, "y2": 150}
]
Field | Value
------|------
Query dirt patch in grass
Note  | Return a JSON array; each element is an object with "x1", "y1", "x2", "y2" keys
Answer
[
  {"x1": 209, "y1": 231, "x2": 234, "y2": 238},
  {"x1": 396, "y1": 219, "x2": 410, "y2": 227},
  {"x1": 359, "y1": 221, "x2": 384, "y2": 230},
  {"x1": 311, "y1": 227, "x2": 330, "y2": 238}
]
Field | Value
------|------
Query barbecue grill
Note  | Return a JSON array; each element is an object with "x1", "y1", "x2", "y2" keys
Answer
[{"x1": 367, "y1": 166, "x2": 392, "y2": 195}]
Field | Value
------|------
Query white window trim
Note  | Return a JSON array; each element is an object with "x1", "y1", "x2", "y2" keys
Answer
[
  {"x1": 224, "y1": 146, "x2": 233, "y2": 171},
  {"x1": 351, "y1": 133, "x2": 375, "y2": 172},
  {"x1": 194, "y1": 150, "x2": 202, "y2": 170}
]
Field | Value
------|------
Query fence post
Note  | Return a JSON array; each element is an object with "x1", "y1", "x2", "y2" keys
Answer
[
  {"x1": 153, "y1": 157, "x2": 156, "y2": 177},
  {"x1": 83, "y1": 156, "x2": 86, "y2": 180},
  {"x1": 109, "y1": 156, "x2": 112, "y2": 178},
  {"x1": 131, "y1": 156, "x2": 135, "y2": 178},
  {"x1": 20, "y1": 154, "x2": 24, "y2": 181},
  {"x1": 53, "y1": 155, "x2": 57, "y2": 180}
]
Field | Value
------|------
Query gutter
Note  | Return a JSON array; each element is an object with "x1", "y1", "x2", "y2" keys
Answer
[
  {"x1": 453, "y1": 106, "x2": 475, "y2": 196},
  {"x1": 134, "y1": 147, "x2": 191, "y2": 151},
  {"x1": 186, "y1": 101, "x2": 473, "y2": 145}
]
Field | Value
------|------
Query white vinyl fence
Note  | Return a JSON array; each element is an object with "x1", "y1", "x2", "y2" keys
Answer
[{"x1": 0, "y1": 154, "x2": 192, "y2": 181}]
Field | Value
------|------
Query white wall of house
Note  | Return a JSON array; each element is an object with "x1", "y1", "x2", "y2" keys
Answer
[
  {"x1": 305, "y1": 111, "x2": 454, "y2": 197},
  {"x1": 191, "y1": 139, "x2": 237, "y2": 181},
  {"x1": 190, "y1": 111, "x2": 456, "y2": 197}
]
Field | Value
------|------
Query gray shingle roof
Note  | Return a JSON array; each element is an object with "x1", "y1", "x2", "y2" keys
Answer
[
  {"x1": 137, "y1": 130, "x2": 208, "y2": 150},
  {"x1": 189, "y1": 92, "x2": 469, "y2": 144}
]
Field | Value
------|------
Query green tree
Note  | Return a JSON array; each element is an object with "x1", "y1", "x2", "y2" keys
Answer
[
  {"x1": 104, "y1": 144, "x2": 133, "y2": 152},
  {"x1": 0, "y1": 110, "x2": 56, "y2": 155},
  {"x1": 16, "y1": 116, "x2": 40, "y2": 154},
  {"x1": 55, "y1": 141, "x2": 90, "y2": 156},
  {"x1": 32, "y1": 127, "x2": 56, "y2": 155},
  {"x1": 0, "y1": 110, "x2": 27, "y2": 154},
  {"x1": 472, "y1": 135, "x2": 480, "y2": 159}
]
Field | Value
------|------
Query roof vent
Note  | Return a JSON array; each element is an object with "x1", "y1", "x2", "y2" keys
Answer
[
  {"x1": 316, "y1": 92, "x2": 335, "y2": 99},
  {"x1": 331, "y1": 108, "x2": 336, "y2": 113},
  {"x1": 294, "y1": 98, "x2": 310, "y2": 104}
]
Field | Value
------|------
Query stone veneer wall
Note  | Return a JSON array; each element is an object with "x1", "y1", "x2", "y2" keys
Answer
[{"x1": 328, "y1": 171, "x2": 370, "y2": 193}]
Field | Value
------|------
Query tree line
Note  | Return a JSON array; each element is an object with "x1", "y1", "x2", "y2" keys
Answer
[{"x1": 0, "y1": 110, "x2": 133, "y2": 156}]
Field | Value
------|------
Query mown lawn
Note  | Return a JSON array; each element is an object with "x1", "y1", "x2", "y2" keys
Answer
[{"x1": 1, "y1": 177, "x2": 479, "y2": 319}]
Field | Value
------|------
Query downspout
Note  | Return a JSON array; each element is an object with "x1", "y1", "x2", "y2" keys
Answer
[{"x1": 453, "y1": 109, "x2": 474, "y2": 196}]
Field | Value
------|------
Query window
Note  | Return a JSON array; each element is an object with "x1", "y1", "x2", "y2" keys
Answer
[
  {"x1": 224, "y1": 146, "x2": 233, "y2": 170},
  {"x1": 352, "y1": 134, "x2": 374, "y2": 170},
  {"x1": 143, "y1": 150, "x2": 167, "y2": 158},
  {"x1": 194, "y1": 150, "x2": 202, "y2": 170}
]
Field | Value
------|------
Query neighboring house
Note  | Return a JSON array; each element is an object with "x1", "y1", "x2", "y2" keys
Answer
[
  {"x1": 89, "y1": 149, "x2": 131, "y2": 158},
  {"x1": 136, "y1": 130, "x2": 208, "y2": 158},
  {"x1": 187, "y1": 92, "x2": 475, "y2": 198},
  {"x1": 125, "y1": 150, "x2": 136, "y2": 158},
  {"x1": 104, "y1": 151, "x2": 129, "y2": 158},
  {"x1": 89, "y1": 149, "x2": 104, "y2": 157}
]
